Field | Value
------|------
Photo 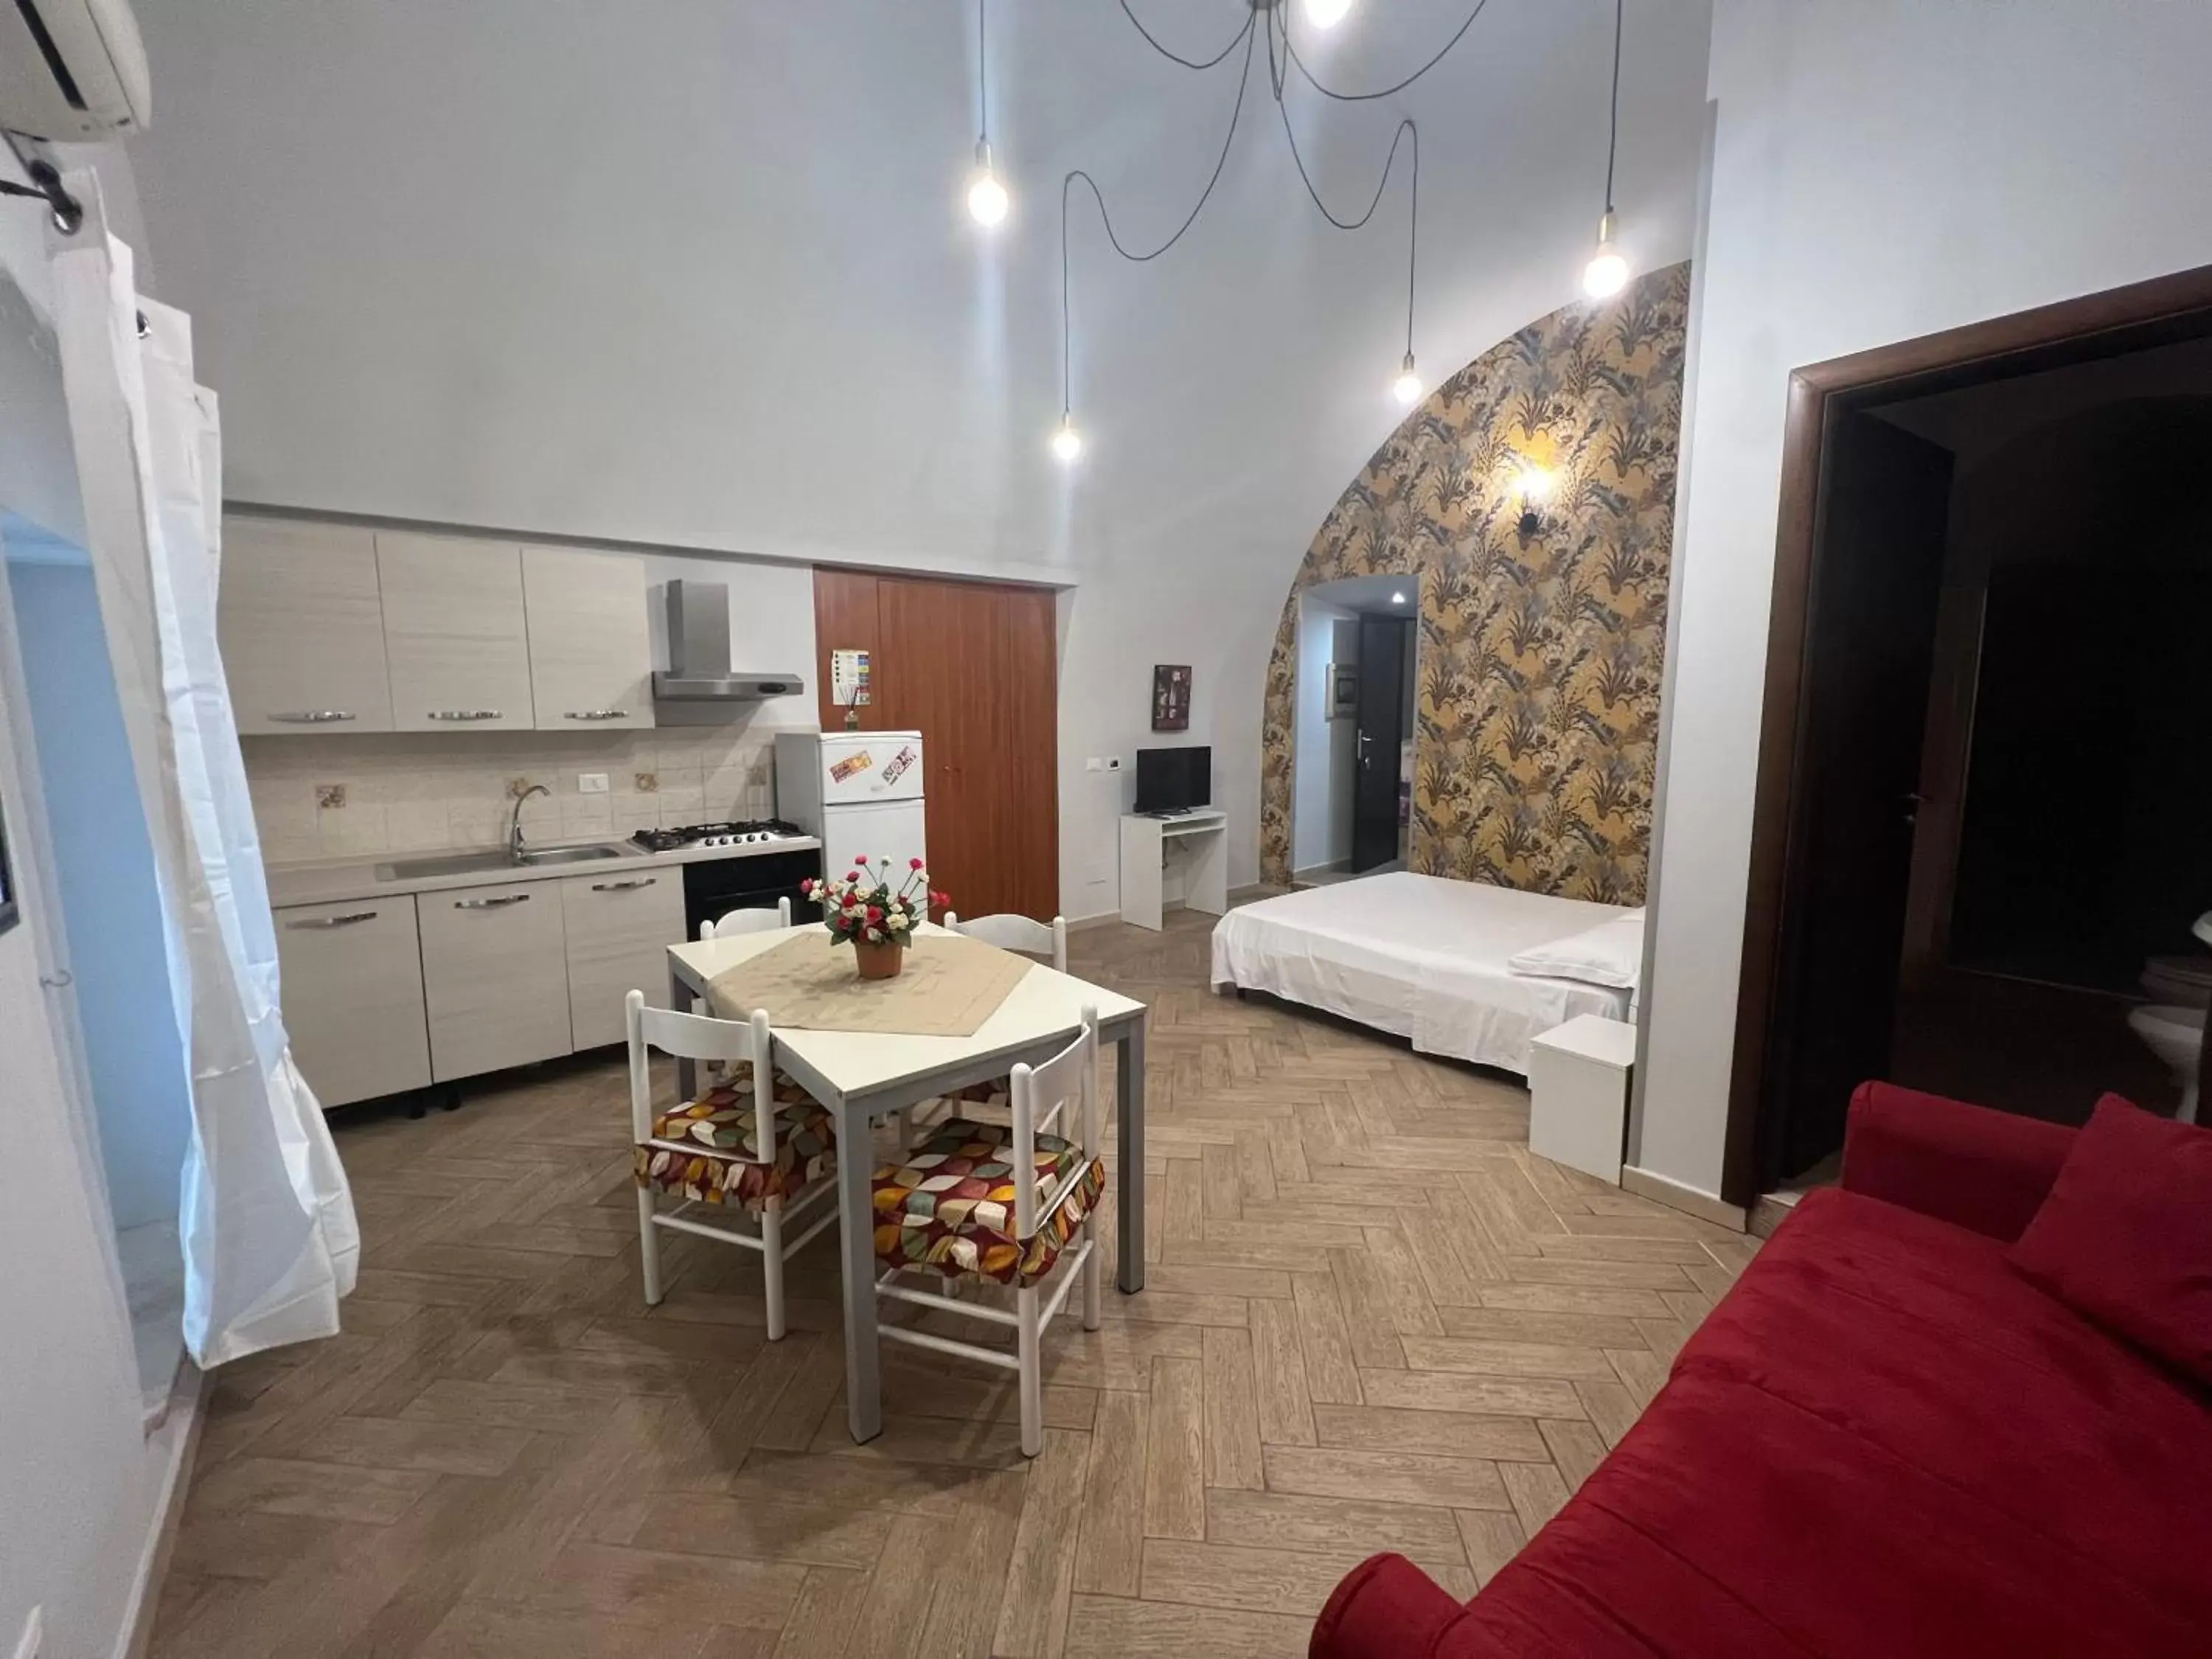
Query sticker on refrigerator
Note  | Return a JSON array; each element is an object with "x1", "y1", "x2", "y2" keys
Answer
[
  {"x1": 829, "y1": 749, "x2": 874, "y2": 785},
  {"x1": 880, "y1": 745, "x2": 919, "y2": 788}
]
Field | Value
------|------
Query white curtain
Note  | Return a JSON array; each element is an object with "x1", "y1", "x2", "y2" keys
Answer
[{"x1": 48, "y1": 174, "x2": 358, "y2": 1366}]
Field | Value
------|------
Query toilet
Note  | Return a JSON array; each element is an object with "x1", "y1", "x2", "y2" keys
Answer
[
  {"x1": 2131, "y1": 922, "x2": 2212, "y2": 1125},
  {"x1": 2127, "y1": 1004, "x2": 2203, "y2": 1125}
]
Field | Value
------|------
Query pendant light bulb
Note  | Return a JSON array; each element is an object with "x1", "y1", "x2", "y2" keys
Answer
[
  {"x1": 1583, "y1": 211, "x2": 1629, "y2": 299},
  {"x1": 967, "y1": 141, "x2": 1009, "y2": 227},
  {"x1": 1051, "y1": 415, "x2": 1083, "y2": 463},
  {"x1": 1391, "y1": 352, "x2": 1422, "y2": 408},
  {"x1": 1305, "y1": 0, "x2": 1354, "y2": 29}
]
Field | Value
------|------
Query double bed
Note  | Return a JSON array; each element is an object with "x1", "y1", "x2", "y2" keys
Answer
[{"x1": 1210, "y1": 872, "x2": 1639, "y2": 1075}]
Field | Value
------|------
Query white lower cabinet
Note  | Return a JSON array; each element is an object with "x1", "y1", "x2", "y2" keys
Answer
[
  {"x1": 274, "y1": 897, "x2": 433, "y2": 1108},
  {"x1": 417, "y1": 882, "x2": 574, "y2": 1082},
  {"x1": 560, "y1": 869, "x2": 688, "y2": 1049}
]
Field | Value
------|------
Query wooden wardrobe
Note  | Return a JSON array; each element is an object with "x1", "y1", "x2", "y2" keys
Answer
[{"x1": 813, "y1": 570, "x2": 1060, "y2": 922}]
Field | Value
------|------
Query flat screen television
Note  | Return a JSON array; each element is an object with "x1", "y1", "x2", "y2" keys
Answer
[{"x1": 1135, "y1": 745, "x2": 1211, "y2": 815}]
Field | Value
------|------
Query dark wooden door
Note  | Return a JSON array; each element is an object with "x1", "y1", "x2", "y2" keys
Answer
[
  {"x1": 1351, "y1": 616, "x2": 1410, "y2": 873},
  {"x1": 815, "y1": 570, "x2": 1059, "y2": 922},
  {"x1": 1762, "y1": 411, "x2": 1954, "y2": 1180}
]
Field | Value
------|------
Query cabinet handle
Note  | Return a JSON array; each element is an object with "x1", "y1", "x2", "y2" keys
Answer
[
  {"x1": 565, "y1": 709, "x2": 630, "y2": 721},
  {"x1": 286, "y1": 910, "x2": 378, "y2": 928},
  {"x1": 269, "y1": 710, "x2": 355, "y2": 724},
  {"x1": 591, "y1": 877, "x2": 657, "y2": 892},
  {"x1": 427, "y1": 709, "x2": 504, "y2": 722},
  {"x1": 453, "y1": 894, "x2": 530, "y2": 909}
]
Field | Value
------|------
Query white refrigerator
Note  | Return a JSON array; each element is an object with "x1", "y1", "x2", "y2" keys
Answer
[{"x1": 774, "y1": 730, "x2": 928, "y2": 883}]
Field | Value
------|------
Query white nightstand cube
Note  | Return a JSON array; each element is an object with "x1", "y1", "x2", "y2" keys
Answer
[{"x1": 1528, "y1": 1015, "x2": 1638, "y2": 1185}]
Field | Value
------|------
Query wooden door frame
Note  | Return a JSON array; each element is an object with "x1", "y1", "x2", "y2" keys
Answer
[{"x1": 1721, "y1": 261, "x2": 2212, "y2": 1206}]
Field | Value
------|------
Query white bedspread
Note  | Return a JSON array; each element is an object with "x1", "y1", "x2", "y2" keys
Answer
[{"x1": 1209, "y1": 872, "x2": 1635, "y2": 1075}]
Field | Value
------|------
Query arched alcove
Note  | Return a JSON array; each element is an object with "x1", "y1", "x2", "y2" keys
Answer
[{"x1": 1258, "y1": 262, "x2": 1690, "y2": 900}]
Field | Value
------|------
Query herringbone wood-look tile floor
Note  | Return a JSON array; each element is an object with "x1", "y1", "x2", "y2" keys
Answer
[{"x1": 150, "y1": 909, "x2": 1758, "y2": 1658}]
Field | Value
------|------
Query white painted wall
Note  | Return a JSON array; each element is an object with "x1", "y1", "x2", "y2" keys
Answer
[
  {"x1": 1292, "y1": 594, "x2": 1353, "y2": 874},
  {"x1": 0, "y1": 164, "x2": 191, "y2": 1657},
  {"x1": 126, "y1": 0, "x2": 1717, "y2": 919},
  {"x1": 1638, "y1": 0, "x2": 2212, "y2": 1197}
]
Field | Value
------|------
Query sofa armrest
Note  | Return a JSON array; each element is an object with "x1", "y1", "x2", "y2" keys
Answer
[
  {"x1": 1839, "y1": 1082, "x2": 2076, "y2": 1242},
  {"x1": 1310, "y1": 1554, "x2": 1463, "y2": 1659}
]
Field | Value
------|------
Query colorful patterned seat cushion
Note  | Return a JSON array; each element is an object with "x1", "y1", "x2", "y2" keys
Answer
[
  {"x1": 872, "y1": 1119, "x2": 1105, "y2": 1286},
  {"x1": 633, "y1": 1069, "x2": 835, "y2": 1212}
]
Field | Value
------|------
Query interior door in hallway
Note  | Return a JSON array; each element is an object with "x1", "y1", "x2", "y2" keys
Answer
[{"x1": 813, "y1": 570, "x2": 1059, "y2": 921}]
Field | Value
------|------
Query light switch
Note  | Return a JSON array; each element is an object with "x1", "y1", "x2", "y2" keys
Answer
[{"x1": 577, "y1": 773, "x2": 610, "y2": 795}]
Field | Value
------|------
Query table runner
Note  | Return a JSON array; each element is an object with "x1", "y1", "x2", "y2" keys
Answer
[{"x1": 705, "y1": 929, "x2": 1034, "y2": 1037}]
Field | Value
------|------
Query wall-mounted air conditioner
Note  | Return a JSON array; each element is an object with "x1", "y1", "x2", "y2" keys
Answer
[{"x1": 0, "y1": 0, "x2": 150, "y2": 142}]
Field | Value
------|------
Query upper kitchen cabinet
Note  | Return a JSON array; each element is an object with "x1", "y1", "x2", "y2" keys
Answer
[
  {"x1": 377, "y1": 532, "x2": 536, "y2": 731},
  {"x1": 220, "y1": 518, "x2": 395, "y2": 734},
  {"x1": 522, "y1": 546, "x2": 653, "y2": 730}
]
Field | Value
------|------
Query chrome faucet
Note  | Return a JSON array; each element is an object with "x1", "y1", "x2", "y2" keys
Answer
[{"x1": 509, "y1": 783, "x2": 550, "y2": 862}]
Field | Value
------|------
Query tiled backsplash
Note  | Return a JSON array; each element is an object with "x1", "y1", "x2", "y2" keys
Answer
[{"x1": 245, "y1": 722, "x2": 810, "y2": 865}]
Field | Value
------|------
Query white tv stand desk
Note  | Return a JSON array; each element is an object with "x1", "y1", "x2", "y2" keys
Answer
[{"x1": 1119, "y1": 809, "x2": 1229, "y2": 931}]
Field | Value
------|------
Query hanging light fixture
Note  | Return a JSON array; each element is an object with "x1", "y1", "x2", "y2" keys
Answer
[
  {"x1": 966, "y1": 1, "x2": 1009, "y2": 226},
  {"x1": 1391, "y1": 352, "x2": 1422, "y2": 406},
  {"x1": 1582, "y1": 0, "x2": 1630, "y2": 299},
  {"x1": 1051, "y1": 414, "x2": 1083, "y2": 462},
  {"x1": 1304, "y1": 0, "x2": 1355, "y2": 28}
]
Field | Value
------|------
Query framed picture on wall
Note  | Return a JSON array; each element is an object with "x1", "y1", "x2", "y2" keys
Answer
[
  {"x1": 1152, "y1": 664, "x2": 1191, "y2": 731},
  {"x1": 0, "y1": 790, "x2": 17, "y2": 938}
]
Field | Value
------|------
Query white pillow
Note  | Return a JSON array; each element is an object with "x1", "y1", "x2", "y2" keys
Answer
[{"x1": 1507, "y1": 908, "x2": 1644, "y2": 990}]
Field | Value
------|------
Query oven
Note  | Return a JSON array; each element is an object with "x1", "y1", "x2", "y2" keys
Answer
[{"x1": 679, "y1": 846, "x2": 822, "y2": 939}]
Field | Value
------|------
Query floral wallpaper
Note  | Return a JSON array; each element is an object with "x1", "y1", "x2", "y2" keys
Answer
[{"x1": 1259, "y1": 262, "x2": 1689, "y2": 902}]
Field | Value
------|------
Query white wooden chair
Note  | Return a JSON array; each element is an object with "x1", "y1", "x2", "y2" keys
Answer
[
  {"x1": 872, "y1": 1006, "x2": 1105, "y2": 1457},
  {"x1": 943, "y1": 910, "x2": 1068, "y2": 973},
  {"x1": 910, "y1": 911, "x2": 1071, "y2": 1143},
  {"x1": 699, "y1": 894, "x2": 792, "y2": 941},
  {"x1": 626, "y1": 989, "x2": 836, "y2": 1338}
]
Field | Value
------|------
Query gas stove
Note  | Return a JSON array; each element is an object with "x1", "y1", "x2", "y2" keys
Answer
[{"x1": 630, "y1": 818, "x2": 810, "y2": 854}]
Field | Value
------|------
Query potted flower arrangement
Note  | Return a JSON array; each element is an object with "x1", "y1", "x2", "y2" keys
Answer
[{"x1": 801, "y1": 857, "x2": 945, "y2": 981}]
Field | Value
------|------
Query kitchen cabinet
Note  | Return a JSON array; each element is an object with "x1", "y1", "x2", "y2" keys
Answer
[
  {"x1": 560, "y1": 867, "x2": 688, "y2": 1048},
  {"x1": 417, "y1": 881, "x2": 572, "y2": 1081},
  {"x1": 377, "y1": 532, "x2": 536, "y2": 732},
  {"x1": 220, "y1": 518, "x2": 395, "y2": 734},
  {"x1": 274, "y1": 896, "x2": 431, "y2": 1107},
  {"x1": 523, "y1": 546, "x2": 653, "y2": 730}
]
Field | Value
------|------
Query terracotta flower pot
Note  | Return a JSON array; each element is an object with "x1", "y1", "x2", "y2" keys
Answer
[{"x1": 853, "y1": 937, "x2": 905, "y2": 981}]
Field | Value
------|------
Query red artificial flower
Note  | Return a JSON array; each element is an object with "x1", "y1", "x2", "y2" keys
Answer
[
  {"x1": 799, "y1": 877, "x2": 815, "y2": 895},
  {"x1": 909, "y1": 857, "x2": 924, "y2": 870},
  {"x1": 846, "y1": 871, "x2": 860, "y2": 883},
  {"x1": 866, "y1": 905, "x2": 883, "y2": 923}
]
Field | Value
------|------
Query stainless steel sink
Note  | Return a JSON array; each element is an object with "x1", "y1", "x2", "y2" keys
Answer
[{"x1": 376, "y1": 843, "x2": 635, "y2": 881}]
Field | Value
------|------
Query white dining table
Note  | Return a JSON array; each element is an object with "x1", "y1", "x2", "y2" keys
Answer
[{"x1": 665, "y1": 922, "x2": 1148, "y2": 1444}]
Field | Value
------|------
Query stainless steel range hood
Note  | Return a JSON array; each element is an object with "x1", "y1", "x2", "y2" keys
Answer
[{"x1": 652, "y1": 580, "x2": 807, "y2": 702}]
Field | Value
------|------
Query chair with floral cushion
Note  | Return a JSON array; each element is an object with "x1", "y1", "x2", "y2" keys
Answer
[
  {"x1": 872, "y1": 1004, "x2": 1105, "y2": 1457},
  {"x1": 625, "y1": 989, "x2": 836, "y2": 1339}
]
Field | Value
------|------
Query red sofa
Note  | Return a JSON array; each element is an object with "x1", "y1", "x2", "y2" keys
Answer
[{"x1": 1310, "y1": 1084, "x2": 2212, "y2": 1658}]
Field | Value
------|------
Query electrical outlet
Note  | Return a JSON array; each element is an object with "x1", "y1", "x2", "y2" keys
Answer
[
  {"x1": 1085, "y1": 757, "x2": 1102, "y2": 773},
  {"x1": 1104, "y1": 756, "x2": 1123, "y2": 772},
  {"x1": 577, "y1": 773, "x2": 609, "y2": 796},
  {"x1": 13, "y1": 1605, "x2": 42, "y2": 1659}
]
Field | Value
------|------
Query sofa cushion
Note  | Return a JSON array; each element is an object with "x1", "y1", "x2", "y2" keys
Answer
[
  {"x1": 1420, "y1": 1187, "x2": 2212, "y2": 1659},
  {"x1": 2009, "y1": 1094, "x2": 2212, "y2": 1385}
]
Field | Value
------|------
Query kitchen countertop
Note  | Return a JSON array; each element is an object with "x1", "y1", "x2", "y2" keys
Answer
[{"x1": 265, "y1": 834, "x2": 824, "y2": 910}]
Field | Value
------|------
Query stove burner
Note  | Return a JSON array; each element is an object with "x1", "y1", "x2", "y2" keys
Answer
[{"x1": 630, "y1": 818, "x2": 806, "y2": 854}]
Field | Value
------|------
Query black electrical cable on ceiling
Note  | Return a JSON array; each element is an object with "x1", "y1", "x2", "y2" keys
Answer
[
  {"x1": 1115, "y1": 0, "x2": 1253, "y2": 72},
  {"x1": 1281, "y1": 0, "x2": 1494, "y2": 102},
  {"x1": 1265, "y1": 10, "x2": 1420, "y2": 355},
  {"x1": 1603, "y1": 0, "x2": 1622, "y2": 213},
  {"x1": 1061, "y1": 14, "x2": 1259, "y2": 412}
]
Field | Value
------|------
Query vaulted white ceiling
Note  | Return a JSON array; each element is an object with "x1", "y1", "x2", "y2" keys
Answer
[{"x1": 127, "y1": 0, "x2": 1715, "y2": 582}]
